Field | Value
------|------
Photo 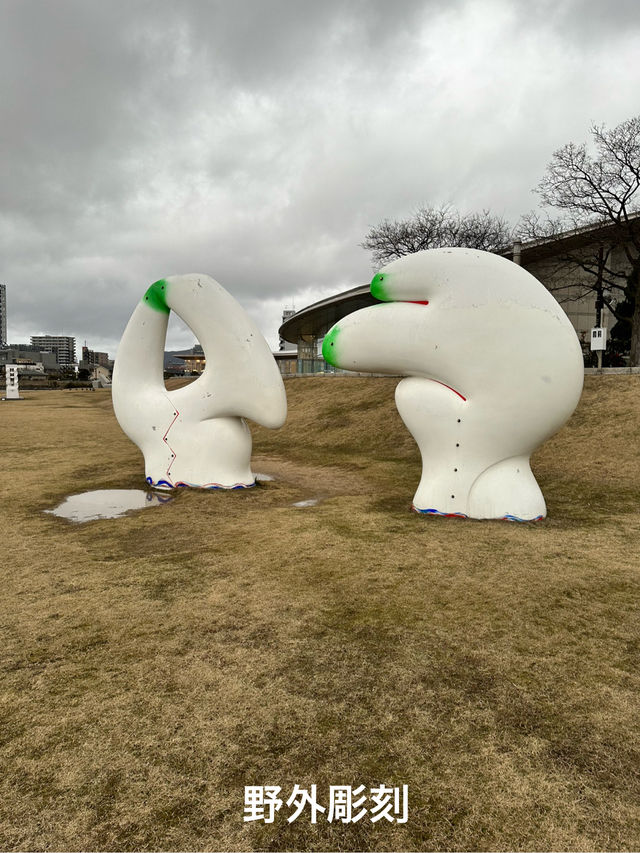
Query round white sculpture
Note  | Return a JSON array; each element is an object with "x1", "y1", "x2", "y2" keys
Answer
[
  {"x1": 112, "y1": 274, "x2": 287, "y2": 490},
  {"x1": 322, "y1": 248, "x2": 584, "y2": 521}
]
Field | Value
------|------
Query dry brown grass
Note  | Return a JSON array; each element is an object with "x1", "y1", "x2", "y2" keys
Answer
[{"x1": 1, "y1": 376, "x2": 640, "y2": 851}]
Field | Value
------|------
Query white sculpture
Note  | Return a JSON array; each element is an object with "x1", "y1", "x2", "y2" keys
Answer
[
  {"x1": 322, "y1": 248, "x2": 583, "y2": 520},
  {"x1": 112, "y1": 274, "x2": 286, "y2": 489},
  {"x1": 4, "y1": 364, "x2": 20, "y2": 400}
]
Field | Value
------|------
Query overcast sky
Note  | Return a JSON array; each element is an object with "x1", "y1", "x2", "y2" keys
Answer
[{"x1": 2, "y1": 0, "x2": 640, "y2": 355}]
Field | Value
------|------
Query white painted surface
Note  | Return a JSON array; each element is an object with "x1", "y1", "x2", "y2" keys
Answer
[{"x1": 5, "y1": 364, "x2": 20, "y2": 399}]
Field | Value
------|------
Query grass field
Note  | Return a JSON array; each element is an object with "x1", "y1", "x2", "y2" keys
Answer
[{"x1": 1, "y1": 375, "x2": 640, "y2": 851}]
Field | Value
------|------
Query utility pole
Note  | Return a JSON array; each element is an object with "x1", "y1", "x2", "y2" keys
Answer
[{"x1": 594, "y1": 246, "x2": 605, "y2": 372}]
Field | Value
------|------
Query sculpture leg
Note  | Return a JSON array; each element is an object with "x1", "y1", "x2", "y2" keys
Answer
[
  {"x1": 468, "y1": 456, "x2": 546, "y2": 521},
  {"x1": 396, "y1": 377, "x2": 476, "y2": 516}
]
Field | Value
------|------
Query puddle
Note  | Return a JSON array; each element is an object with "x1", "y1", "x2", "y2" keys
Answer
[
  {"x1": 255, "y1": 473, "x2": 276, "y2": 482},
  {"x1": 45, "y1": 489, "x2": 173, "y2": 523},
  {"x1": 292, "y1": 499, "x2": 320, "y2": 508}
]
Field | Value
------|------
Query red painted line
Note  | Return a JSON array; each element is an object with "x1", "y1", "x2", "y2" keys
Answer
[
  {"x1": 163, "y1": 406, "x2": 181, "y2": 479},
  {"x1": 407, "y1": 300, "x2": 429, "y2": 305},
  {"x1": 430, "y1": 379, "x2": 467, "y2": 402}
]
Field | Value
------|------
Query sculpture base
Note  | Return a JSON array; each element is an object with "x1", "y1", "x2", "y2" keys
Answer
[{"x1": 146, "y1": 477, "x2": 257, "y2": 491}]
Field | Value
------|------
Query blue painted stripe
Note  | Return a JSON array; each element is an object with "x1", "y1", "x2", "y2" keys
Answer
[
  {"x1": 502, "y1": 514, "x2": 544, "y2": 523},
  {"x1": 412, "y1": 507, "x2": 469, "y2": 519},
  {"x1": 146, "y1": 477, "x2": 257, "y2": 490}
]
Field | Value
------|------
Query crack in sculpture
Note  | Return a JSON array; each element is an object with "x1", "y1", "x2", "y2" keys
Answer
[
  {"x1": 322, "y1": 248, "x2": 584, "y2": 521},
  {"x1": 112, "y1": 274, "x2": 287, "y2": 489}
]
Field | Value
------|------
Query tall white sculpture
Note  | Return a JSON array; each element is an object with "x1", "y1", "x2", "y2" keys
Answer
[
  {"x1": 4, "y1": 364, "x2": 20, "y2": 400},
  {"x1": 113, "y1": 274, "x2": 286, "y2": 489},
  {"x1": 322, "y1": 249, "x2": 583, "y2": 521}
]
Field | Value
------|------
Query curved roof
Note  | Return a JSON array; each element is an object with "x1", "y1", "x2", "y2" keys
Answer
[
  {"x1": 279, "y1": 284, "x2": 379, "y2": 343},
  {"x1": 502, "y1": 211, "x2": 640, "y2": 264},
  {"x1": 175, "y1": 352, "x2": 205, "y2": 362}
]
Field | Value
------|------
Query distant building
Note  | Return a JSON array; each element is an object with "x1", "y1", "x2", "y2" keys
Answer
[
  {"x1": 30, "y1": 335, "x2": 76, "y2": 366},
  {"x1": 11, "y1": 357, "x2": 46, "y2": 375},
  {"x1": 82, "y1": 345, "x2": 109, "y2": 367},
  {"x1": 0, "y1": 284, "x2": 7, "y2": 348},
  {"x1": 168, "y1": 340, "x2": 298, "y2": 377},
  {"x1": 89, "y1": 364, "x2": 111, "y2": 387},
  {"x1": 175, "y1": 343, "x2": 205, "y2": 374},
  {"x1": 164, "y1": 362, "x2": 187, "y2": 377},
  {"x1": 276, "y1": 309, "x2": 299, "y2": 374},
  {"x1": 279, "y1": 309, "x2": 296, "y2": 351},
  {"x1": 502, "y1": 224, "x2": 626, "y2": 347},
  {"x1": 274, "y1": 349, "x2": 298, "y2": 375},
  {"x1": 0, "y1": 345, "x2": 58, "y2": 371}
]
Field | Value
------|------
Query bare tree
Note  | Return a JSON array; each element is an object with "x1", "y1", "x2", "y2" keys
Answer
[
  {"x1": 521, "y1": 115, "x2": 640, "y2": 363},
  {"x1": 361, "y1": 205, "x2": 512, "y2": 269}
]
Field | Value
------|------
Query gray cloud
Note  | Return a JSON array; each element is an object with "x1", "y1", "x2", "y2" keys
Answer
[{"x1": 1, "y1": 0, "x2": 640, "y2": 354}]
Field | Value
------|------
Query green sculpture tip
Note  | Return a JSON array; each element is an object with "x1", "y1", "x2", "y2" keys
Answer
[
  {"x1": 322, "y1": 325, "x2": 341, "y2": 366},
  {"x1": 370, "y1": 272, "x2": 391, "y2": 301},
  {"x1": 143, "y1": 279, "x2": 170, "y2": 314}
]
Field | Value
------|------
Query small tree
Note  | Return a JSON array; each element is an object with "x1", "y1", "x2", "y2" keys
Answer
[
  {"x1": 361, "y1": 205, "x2": 512, "y2": 269},
  {"x1": 521, "y1": 115, "x2": 640, "y2": 363}
]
